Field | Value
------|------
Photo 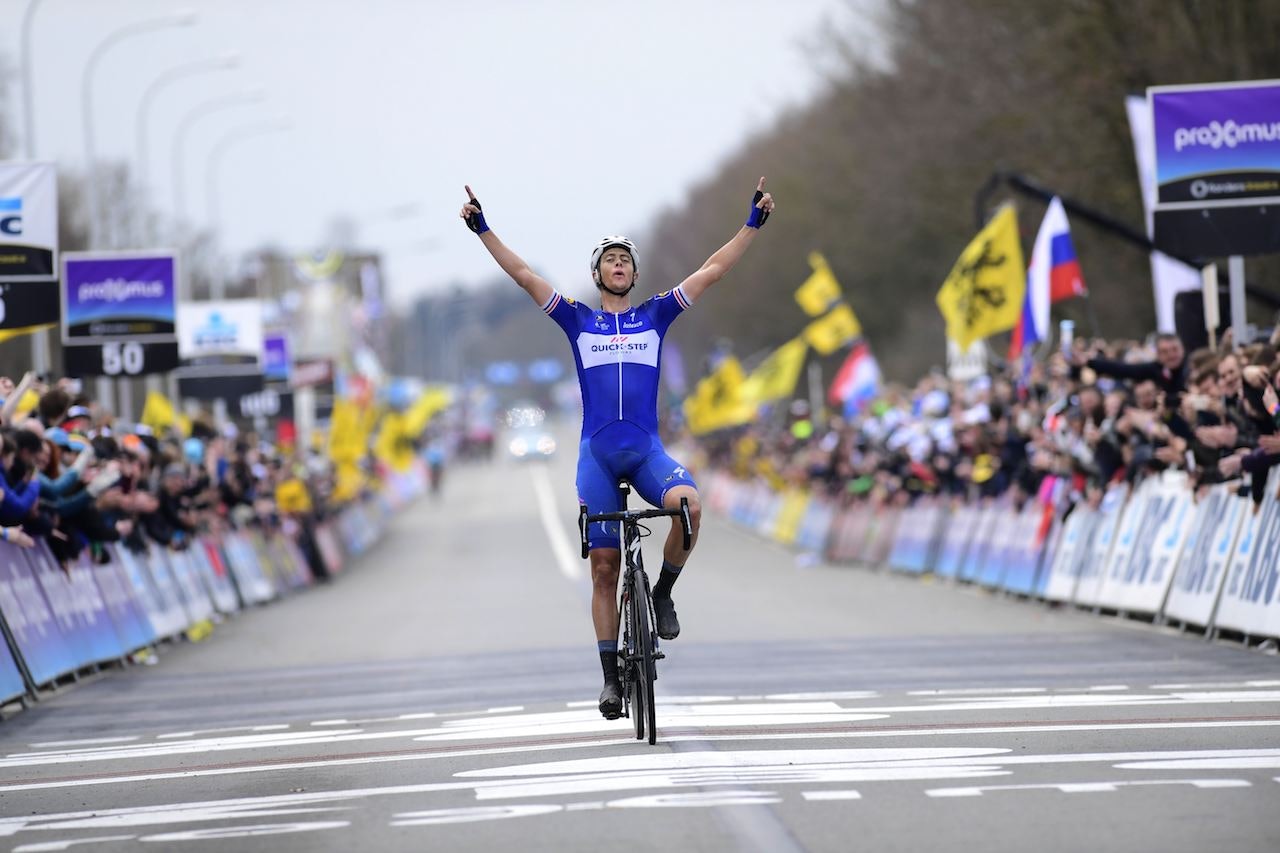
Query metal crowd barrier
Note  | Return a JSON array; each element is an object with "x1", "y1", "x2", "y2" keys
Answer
[
  {"x1": 0, "y1": 467, "x2": 423, "y2": 712},
  {"x1": 703, "y1": 467, "x2": 1280, "y2": 644}
]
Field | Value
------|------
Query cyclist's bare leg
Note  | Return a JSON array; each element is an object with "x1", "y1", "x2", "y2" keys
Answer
[
  {"x1": 662, "y1": 486, "x2": 701, "y2": 566},
  {"x1": 590, "y1": 548, "x2": 622, "y2": 642}
]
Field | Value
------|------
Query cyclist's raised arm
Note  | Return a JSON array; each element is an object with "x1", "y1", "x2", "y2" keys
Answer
[
  {"x1": 676, "y1": 176, "x2": 775, "y2": 303},
  {"x1": 459, "y1": 185, "x2": 555, "y2": 306}
]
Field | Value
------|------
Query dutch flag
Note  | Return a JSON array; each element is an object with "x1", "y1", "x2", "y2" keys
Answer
[
  {"x1": 1009, "y1": 196, "x2": 1087, "y2": 360},
  {"x1": 828, "y1": 341, "x2": 881, "y2": 416}
]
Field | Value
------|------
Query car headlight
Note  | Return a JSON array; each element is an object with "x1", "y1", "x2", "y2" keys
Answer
[
  {"x1": 509, "y1": 437, "x2": 528, "y2": 456},
  {"x1": 536, "y1": 436, "x2": 556, "y2": 454}
]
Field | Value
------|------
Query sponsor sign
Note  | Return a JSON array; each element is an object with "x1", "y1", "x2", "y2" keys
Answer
[
  {"x1": 60, "y1": 251, "x2": 180, "y2": 377},
  {"x1": 0, "y1": 161, "x2": 58, "y2": 280},
  {"x1": 575, "y1": 330, "x2": 660, "y2": 369},
  {"x1": 1151, "y1": 80, "x2": 1280, "y2": 204},
  {"x1": 61, "y1": 252, "x2": 177, "y2": 342},
  {"x1": 1150, "y1": 80, "x2": 1280, "y2": 255},
  {"x1": 176, "y1": 299, "x2": 265, "y2": 395},
  {"x1": 0, "y1": 280, "x2": 59, "y2": 331},
  {"x1": 178, "y1": 299, "x2": 263, "y2": 365},
  {"x1": 263, "y1": 331, "x2": 291, "y2": 382}
]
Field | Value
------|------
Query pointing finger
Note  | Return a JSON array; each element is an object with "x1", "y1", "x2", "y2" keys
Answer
[
  {"x1": 756, "y1": 176, "x2": 766, "y2": 192},
  {"x1": 465, "y1": 184, "x2": 477, "y2": 201}
]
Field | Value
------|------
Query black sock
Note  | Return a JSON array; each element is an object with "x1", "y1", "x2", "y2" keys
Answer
[
  {"x1": 598, "y1": 641, "x2": 618, "y2": 684},
  {"x1": 653, "y1": 560, "x2": 683, "y2": 600}
]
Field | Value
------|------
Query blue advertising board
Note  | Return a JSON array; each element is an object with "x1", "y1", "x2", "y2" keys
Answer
[
  {"x1": 61, "y1": 251, "x2": 178, "y2": 342},
  {"x1": 1150, "y1": 79, "x2": 1280, "y2": 255},
  {"x1": 0, "y1": 542, "x2": 74, "y2": 685},
  {"x1": 0, "y1": 629, "x2": 25, "y2": 703}
]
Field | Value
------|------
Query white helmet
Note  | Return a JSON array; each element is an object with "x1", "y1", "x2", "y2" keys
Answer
[{"x1": 590, "y1": 235, "x2": 639, "y2": 274}]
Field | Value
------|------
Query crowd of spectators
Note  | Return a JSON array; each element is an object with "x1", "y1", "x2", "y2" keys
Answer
[
  {"x1": 0, "y1": 371, "x2": 340, "y2": 579},
  {"x1": 692, "y1": 325, "x2": 1280, "y2": 516}
]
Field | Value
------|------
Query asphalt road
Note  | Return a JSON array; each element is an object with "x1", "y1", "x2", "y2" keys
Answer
[{"x1": 1, "y1": 424, "x2": 1278, "y2": 852}]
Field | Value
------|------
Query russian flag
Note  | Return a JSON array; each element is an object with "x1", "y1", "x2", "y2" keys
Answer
[
  {"x1": 1008, "y1": 197, "x2": 1086, "y2": 360},
  {"x1": 828, "y1": 341, "x2": 881, "y2": 416}
]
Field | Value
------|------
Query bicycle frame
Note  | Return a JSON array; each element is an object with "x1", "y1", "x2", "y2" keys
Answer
[{"x1": 580, "y1": 481, "x2": 692, "y2": 743}]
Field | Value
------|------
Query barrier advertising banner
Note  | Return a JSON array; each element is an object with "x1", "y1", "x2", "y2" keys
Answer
[
  {"x1": 61, "y1": 251, "x2": 180, "y2": 377},
  {"x1": 0, "y1": 542, "x2": 69, "y2": 685},
  {"x1": 0, "y1": 161, "x2": 58, "y2": 280},
  {"x1": 1077, "y1": 484, "x2": 1135, "y2": 607},
  {"x1": 0, "y1": 628, "x2": 24, "y2": 703},
  {"x1": 1150, "y1": 79, "x2": 1280, "y2": 255},
  {"x1": 1164, "y1": 488, "x2": 1246, "y2": 628}
]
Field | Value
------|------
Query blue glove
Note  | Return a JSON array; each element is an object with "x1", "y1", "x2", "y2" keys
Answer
[
  {"x1": 746, "y1": 188, "x2": 771, "y2": 229},
  {"x1": 464, "y1": 193, "x2": 489, "y2": 235}
]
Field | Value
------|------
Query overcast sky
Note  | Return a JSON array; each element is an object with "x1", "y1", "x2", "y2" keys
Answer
[{"x1": 3, "y1": 0, "x2": 878, "y2": 306}]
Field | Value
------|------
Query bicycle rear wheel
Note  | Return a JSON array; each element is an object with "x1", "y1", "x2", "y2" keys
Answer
[{"x1": 632, "y1": 569, "x2": 658, "y2": 745}]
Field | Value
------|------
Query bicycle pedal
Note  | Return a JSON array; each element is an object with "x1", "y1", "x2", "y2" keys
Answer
[{"x1": 653, "y1": 652, "x2": 666, "y2": 661}]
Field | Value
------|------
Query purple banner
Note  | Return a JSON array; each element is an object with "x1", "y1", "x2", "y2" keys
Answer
[
  {"x1": 90, "y1": 559, "x2": 155, "y2": 654},
  {"x1": 0, "y1": 628, "x2": 24, "y2": 702},
  {"x1": 263, "y1": 332, "x2": 291, "y2": 382},
  {"x1": 62, "y1": 252, "x2": 178, "y2": 342},
  {"x1": 1151, "y1": 80, "x2": 1280, "y2": 205},
  {"x1": 0, "y1": 543, "x2": 74, "y2": 685}
]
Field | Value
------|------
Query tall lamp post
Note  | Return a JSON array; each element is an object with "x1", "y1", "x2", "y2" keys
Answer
[
  {"x1": 135, "y1": 52, "x2": 240, "y2": 244},
  {"x1": 81, "y1": 10, "x2": 198, "y2": 249},
  {"x1": 170, "y1": 90, "x2": 266, "y2": 227},
  {"x1": 204, "y1": 119, "x2": 291, "y2": 299},
  {"x1": 18, "y1": 0, "x2": 47, "y2": 374},
  {"x1": 19, "y1": 0, "x2": 43, "y2": 159}
]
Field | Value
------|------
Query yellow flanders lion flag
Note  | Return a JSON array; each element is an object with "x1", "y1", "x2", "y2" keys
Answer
[
  {"x1": 141, "y1": 391, "x2": 177, "y2": 433},
  {"x1": 935, "y1": 205, "x2": 1026, "y2": 350},
  {"x1": 794, "y1": 251, "x2": 842, "y2": 317},
  {"x1": 740, "y1": 338, "x2": 809, "y2": 406},
  {"x1": 803, "y1": 304, "x2": 861, "y2": 355},
  {"x1": 683, "y1": 357, "x2": 753, "y2": 435}
]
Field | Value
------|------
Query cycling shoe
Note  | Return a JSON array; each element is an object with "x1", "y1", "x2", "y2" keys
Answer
[
  {"x1": 599, "y1": 679, "x2": 623, "y2": 719},
  {"x1": 653, "y1": 595, "x2": 680, "y2": 640}
]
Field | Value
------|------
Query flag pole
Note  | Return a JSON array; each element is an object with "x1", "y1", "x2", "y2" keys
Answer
[{"x1": 1082, "y1": 292, "x2": 1102, "y2": 340}]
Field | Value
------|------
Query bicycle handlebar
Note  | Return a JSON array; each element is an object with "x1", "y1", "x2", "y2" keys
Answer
[{"x1": 579, "y1": 497, "x2": 693, "y2": 558}]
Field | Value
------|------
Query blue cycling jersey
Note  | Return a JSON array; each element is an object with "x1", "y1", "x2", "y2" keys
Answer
[{"x1": 542, "y1": 284, "x2": 693, "y2": 439}]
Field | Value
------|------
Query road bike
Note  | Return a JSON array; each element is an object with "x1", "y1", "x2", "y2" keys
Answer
[{"x1": 580, "y1": 481, "x2": 692, "y2": 745}]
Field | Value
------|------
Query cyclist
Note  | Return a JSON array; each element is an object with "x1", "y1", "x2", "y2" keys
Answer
[{"x1": 460, "y1": 178, "x2": 775, "y2": 718}]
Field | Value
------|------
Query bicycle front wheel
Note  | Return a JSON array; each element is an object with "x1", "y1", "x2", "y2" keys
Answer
[{"x1": 632, "y1": 569, "x2": 658, "y2": 745}]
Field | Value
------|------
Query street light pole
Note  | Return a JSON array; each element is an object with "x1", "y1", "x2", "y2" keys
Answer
[
  {"x1": 20, "y1": 0, "x2": 43, "y2": 159},
  {"x1": 134, "y1": 52, "x2": 240, "y2": 245},
  {"x1": 81, "y1": 10, "x2": 198, "y2": 249},
  {"x1": 19, "y1": 0, "x2": 48, "y2": 374},
  {"x1": 204, "y1": 119, "x2": 291, "y2": 299},
  {"x1": 170, "y1": 90, "x2": 266, "y2": 226}
]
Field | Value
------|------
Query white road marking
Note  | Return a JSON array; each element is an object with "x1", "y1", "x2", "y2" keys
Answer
[
  {"x1": 1117, "y1": 756, "x2": 1280, "y2": 770},
  {"x1": 5, "y1": 747, "x2": 1280, "y2": 838},
  {"x1": 1151, "y1": 680, "x2": 1280, "y2": 689},
  {"x1": 608, "y1": 791, "x2": 782, "y2": 808},
  {"x1": 5, "y1": 719, "x2": 1280, "y2": 794},
  {"x1": 530, "y1": 465, "x2": 583, "y2": 582},
  {"x1": 802, "y1": 791, "x2": 862, "y2": 801},
  {"x1": 766, "y1": 691, "x2": 880, "y2": 701},
  {"x1": 24, "y1": 737, "x2": 140, "y2": 750},
  {"x1": 390, "y1": 806, "x2": 562, "y2": 826},
  {"x1": 138, "y1": 822, "x2": 350, "y2": 841},
  {"x1": 907, "y1": 688, "x2": 1046, "y2": 696},
  {"x1": 927, "y1": 779, "x2": 1252, "y2": 797},
  {"x1": 14, "y1": 837, "x2": 137, "y2": 852},
  {"x1": 486, "y1": 706, "x2": 524, "y2": 714},
  {"x1": 156, "y1": 724, "x2": 290, "y2": 740},
  {"x1": 310, "y1": 713, "x2": 436, "y2": 727}
]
